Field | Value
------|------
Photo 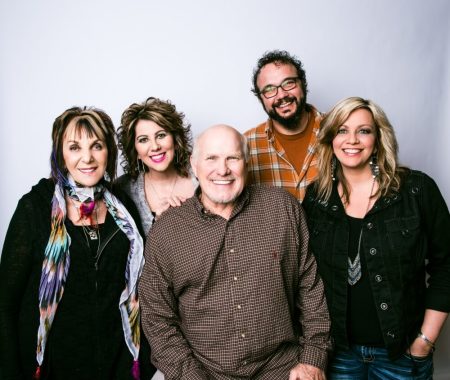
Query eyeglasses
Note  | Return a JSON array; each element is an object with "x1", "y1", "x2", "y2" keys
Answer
[{"x1": 259, "y1": 77, "x2": 299, "y2": 99}]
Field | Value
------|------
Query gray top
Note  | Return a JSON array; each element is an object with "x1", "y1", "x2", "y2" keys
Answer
[
  {"x1": 116, "y1": 173, "x2": 154, "y2": 237},
  {"x1": 116, "y1": 172, "x2": 197, "y2": 238}
]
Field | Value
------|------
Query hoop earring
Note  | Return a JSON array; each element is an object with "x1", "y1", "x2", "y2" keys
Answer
[
  {"x1": 369, "y1": 154, "x2": 380, "y2": 178},
  {"x1": 331, "y1": 155, "x2": 337, "y2": 181}
]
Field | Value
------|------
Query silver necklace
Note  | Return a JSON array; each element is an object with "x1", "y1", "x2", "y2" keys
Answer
[
  {"x1": 147, "y1": 174, "x2": 178, "y2": 200},
  {"x1": 82, "y1": 220, "x2": 99, "y2": 241},
  {"x1": 347, "y1": 178, "x2": 376, "y2": 286},
  {"x1": 70, "y1": 198, "x2": 101, "y2": 243}
]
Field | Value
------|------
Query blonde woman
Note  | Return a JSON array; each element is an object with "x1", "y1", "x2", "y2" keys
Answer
[{"x1": 303, "y1": 97, "x2": 449, "y2": 379}]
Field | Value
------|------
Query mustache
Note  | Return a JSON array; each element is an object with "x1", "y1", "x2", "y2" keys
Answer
[{"x1": 273, "y1": 96, "x2": 298, "y2": 108}]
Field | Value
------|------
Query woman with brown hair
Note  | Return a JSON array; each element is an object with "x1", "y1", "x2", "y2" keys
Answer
[
  {"x1": 116, "y1": 97, "x2": 197, "y2": 236},
  {"x1": 0, "y1": 106, "x2": 156, "y2": 379}
]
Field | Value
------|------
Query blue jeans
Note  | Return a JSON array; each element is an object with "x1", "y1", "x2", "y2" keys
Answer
[{"x1": 329, "y1": 345, "x2": 433, "y2": 380}]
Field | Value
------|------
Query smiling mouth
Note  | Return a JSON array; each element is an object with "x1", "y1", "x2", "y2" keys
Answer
[
  {"x1": 150, "y1": 153, "x2": 166, "y2": 163},
  {"x1": 79, "y1": 168, "x2": 97, "y2": 174},
  {"x1": 275, "y1": 97, "x2": 296, "y2": 109},
  {"x1": 343, "y1": 149, "x2": 362, "y2": 154},
  {"x1": 212, "y1": 179, "x2": 233, "y2": 185}
]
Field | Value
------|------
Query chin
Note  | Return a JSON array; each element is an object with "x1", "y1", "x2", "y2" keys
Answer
[{"x1": 76, "y1": 177, "x2": 103, "y2": 187}]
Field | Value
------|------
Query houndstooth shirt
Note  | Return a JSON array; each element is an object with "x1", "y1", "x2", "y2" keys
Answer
[{"x1": 139, "y1": 185, "x2": 331, "y2": 379}]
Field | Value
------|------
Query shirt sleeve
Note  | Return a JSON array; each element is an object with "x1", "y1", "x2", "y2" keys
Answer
[
  {"x1": 138, "y1": 230, "x2": 208, "y2": 380},
  {"x1": 296, "y1": 205, "x2": 332, "y2": 370},
  {"x1": 422, "y1": 174, "x2": 450, "y2": 311},
  {"x1": 0, "y1": 198, "x2": 35, "y2": 380}
]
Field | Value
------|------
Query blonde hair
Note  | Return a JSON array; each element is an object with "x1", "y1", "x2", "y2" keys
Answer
[{"x1": 315, "y1": 97, "x2": 406, "y2": 202}]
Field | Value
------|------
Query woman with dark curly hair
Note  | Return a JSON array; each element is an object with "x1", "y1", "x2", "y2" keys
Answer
[{"x1": 116, "y1": 97, "x2": 197, "y2": 235}]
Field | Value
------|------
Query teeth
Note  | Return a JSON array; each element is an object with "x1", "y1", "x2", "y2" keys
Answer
[
  {"x1": 213, "y1": 180, "x2": 232, "y2": 185},
  {"x1": 151, "y1": 153, "x2": 165, "y2": 160},
  {"x1": 278, "y1": 100, "x2": 293, "y2": 107},
  {"x1": 80, "y1": 168, "x2": 95, "y2": 173},
  {"x1": 344, "y1": 149, "x2": 361, "y2": 154}
]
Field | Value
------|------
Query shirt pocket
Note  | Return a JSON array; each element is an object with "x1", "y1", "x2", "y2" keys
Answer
[{"x1": 384, "y1": 215, "x2": 422, "y2": 269}]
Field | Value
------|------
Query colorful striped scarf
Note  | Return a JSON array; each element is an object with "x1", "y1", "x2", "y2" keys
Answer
[{"x1": 36, "y1": 177, "x2": 144, "y2": 379}]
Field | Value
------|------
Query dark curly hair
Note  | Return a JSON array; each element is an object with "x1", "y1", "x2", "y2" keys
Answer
[
  {"x1": 117, "y1": 97, "x2": 192, "y2": 180},
  {"x1": 251, "y1": 50, "x2": 308, "y2": 98},
  {"x1": 50, "y1": 106, "x2": 117, "y2": 184}
]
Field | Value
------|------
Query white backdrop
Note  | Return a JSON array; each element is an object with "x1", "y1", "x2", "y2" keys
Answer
[{"x1": 1, "y1": 0, "x2": 449, "y2": 378}]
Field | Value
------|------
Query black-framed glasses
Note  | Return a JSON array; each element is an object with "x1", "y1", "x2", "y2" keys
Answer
[{"x1": 259, "y1": 77, "x2": 299, "y2": 99}]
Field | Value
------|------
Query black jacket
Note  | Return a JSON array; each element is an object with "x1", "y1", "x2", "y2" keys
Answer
[
  {"x1": 303, "y1": 170, "x2": 450, "y2": 359},
  {"x1": 0, "y1": 178, "x2": 156, "y2": 380}
]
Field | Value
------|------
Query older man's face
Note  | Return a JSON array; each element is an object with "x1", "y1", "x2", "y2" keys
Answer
[{"x1": 191, "y1": 126, "x2": 246, "y2": 216}]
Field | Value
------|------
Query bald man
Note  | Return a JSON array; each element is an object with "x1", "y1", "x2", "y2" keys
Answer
[{"x1": 139, "y1": 125, "x2": 331, "y2": 380}]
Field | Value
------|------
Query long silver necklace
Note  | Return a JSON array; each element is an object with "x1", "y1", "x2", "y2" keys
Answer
[
  {"x1": 81, "y1": 213, "x2": 100, "y2": 241},
  {"x1": 347, "y1": 178, "x2": 376, "y2": 286}
]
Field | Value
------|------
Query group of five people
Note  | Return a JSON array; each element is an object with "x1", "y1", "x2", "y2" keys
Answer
[{"x1": 0, "y1": 50, "x2": 449, "y2": 380}]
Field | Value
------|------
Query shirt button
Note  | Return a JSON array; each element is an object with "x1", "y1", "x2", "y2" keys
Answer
[
  {"x1": 331, "y1": 205, "x2": 338, "y2": 211},
  {"x1": 380, "y1": 303, "x2": 388, "y2": 310},
  {"x1": 370, "y1": 248, "x2": 377, "y2": 255},
  {"x1": 375, "y1": 275, "x2": 382, "y2": 282},
  {"x1": 230, "y1": 248, "x2": 235, "y2": 253},
  {"x1": 387, "y1": 331, "x2": 395, "y2": 338},
  {"x1": 241, "y1": 333, "x2": 246, "y2": 338},
  {"x1": 233, "y1": 276, "x2": 238, "y2": 281},
  {"x1": 243, "y1": 360, "x2": 248, "y2": 365},
  {"x1": 237, "y1": 305, "x2": 242, "y2": 310},
  {"x1": 367, "y1": 222, "x2": 373, "y2": 229}
]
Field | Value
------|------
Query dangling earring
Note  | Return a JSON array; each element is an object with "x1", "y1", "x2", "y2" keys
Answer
[
  {"x1": 369, "y1": 154, "x2": 380, "y2": 178},
  {"x1": 103, "y1": 172, "x2": 111, "y2": 182},
  {"x1": 331, "y1": 155, "x2": 337, "y2": 181}
]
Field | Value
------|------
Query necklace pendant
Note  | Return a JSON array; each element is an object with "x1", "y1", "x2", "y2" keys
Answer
[{"x1": 87, "y1": 230, "x2": 98, "y2": 240}]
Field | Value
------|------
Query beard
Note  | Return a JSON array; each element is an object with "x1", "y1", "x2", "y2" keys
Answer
[{"x1": 266, "y1": 95, "x2": 307, "y2": 131}]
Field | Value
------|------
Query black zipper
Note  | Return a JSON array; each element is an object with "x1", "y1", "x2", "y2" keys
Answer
[{"x1": 94, "y1": 227, "x2": 120, "y2": 271}]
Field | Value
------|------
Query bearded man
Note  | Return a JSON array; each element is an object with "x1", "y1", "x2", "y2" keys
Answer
[{"x1": 245, "y1": 50, "x2": 322, "y2": 202}]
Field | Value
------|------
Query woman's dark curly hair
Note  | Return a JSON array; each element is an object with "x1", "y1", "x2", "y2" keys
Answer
[{"x1": 117, "y1": 97, "x2": 192, "y2": 180}]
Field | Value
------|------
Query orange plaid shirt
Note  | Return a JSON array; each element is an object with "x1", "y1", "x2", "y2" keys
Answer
[{"x1": 244, "y1": 105, "x2": 322, "y2": 202}]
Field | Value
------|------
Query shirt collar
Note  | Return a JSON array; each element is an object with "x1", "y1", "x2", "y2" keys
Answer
[{"x1": 193, "y1": 186, "x2": 250, "y2": 220}]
